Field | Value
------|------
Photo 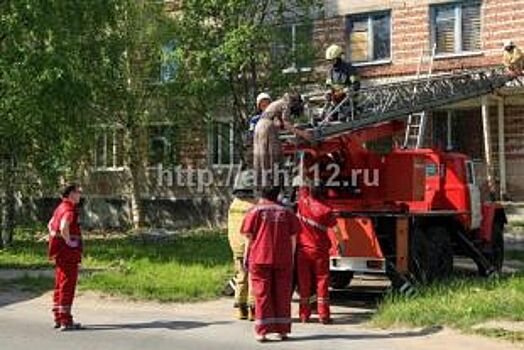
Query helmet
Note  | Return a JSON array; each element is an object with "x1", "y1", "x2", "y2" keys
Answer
[
  {"x1": 503, "y1": 40, "x2": 515, "y2": 49},
  {"x1": 325, "y1": 44, "x2": 344, "y2": 60},
  {"x1": 256, "y1": 92, "x2": 271, "y2": 108}
]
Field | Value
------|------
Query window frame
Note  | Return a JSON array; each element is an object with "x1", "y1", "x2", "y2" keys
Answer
[
  {"x1": 430, "y1": 1, "x2": 482, "y2": 57},
  {"x1": 346, "y1": 11, "x2": 392, "y2": 66},
  {"x1": 93, "y1": 126, "x2": 126, "y2": 172},
  {"x1": 275, "y1": 22, "x2": 314, "y2": 74},
  {"x1": 160, "y1": 40, "x2": 178, "y2": 83},
  {"x1": 146, "y1": 122, "x2": 177, "y2": 170},
  {"x1": 208, "y1": 120, "x2": 240, "y2": 167}
]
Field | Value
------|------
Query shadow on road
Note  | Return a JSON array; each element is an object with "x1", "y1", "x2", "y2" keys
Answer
[
  {"x1": 289, "y1": 325, "x2": 444, "y2": 342},
  {"x1": 84, "y1": 320, "x2": 232, "y2": 331},
  {"x1": 0, "y1": 290, "x2": 47, "y2": 308},
  {"x1": 330, "y1": 285, "x2": 385, "y2": 308}
]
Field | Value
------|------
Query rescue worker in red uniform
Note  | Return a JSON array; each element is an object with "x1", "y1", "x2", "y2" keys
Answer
[
  {"x1": 296, "y1": 185, "x2": 341, "y2": 324},
  {"x1": 241, "y1": 186, "x2": 301, "y2": 342},
  {"x1": 48, "y1": 183, "x2": 83, "y2": 331}
]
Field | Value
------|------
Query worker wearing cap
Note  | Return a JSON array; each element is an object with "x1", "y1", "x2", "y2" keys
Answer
[
  {"x1": 227, "y1": 171, "x2": 257, "y2": 320},
  {"x1": 503, "y1": 40, "x2": 524, "y2": 76},
  {"x1": 296, "y1": 185, "x2": 341, "y2": 324},
  {"x1": 48, "y1": 183, "x2": 83, "y2": 331},
  {"x1": 241, "y1": 186, "x2": 301, "y2": 342},
  {"x1": 248, "y1": 93, "x2": 272, "y2": 137},
  {"x1": 253, "y1": 91, "x2": 311, "y2": 185},
  {"x1": 323, "y1": 44, "x2": 360, "y2": 121}
]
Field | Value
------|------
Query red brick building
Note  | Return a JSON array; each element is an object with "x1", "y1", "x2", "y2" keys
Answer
[
  {"x1": 311, "y1": 0, "x2": 524, "y2": 200},
  {"x1": 69, "y1": 0, "x2": 523, "y2": 229}
]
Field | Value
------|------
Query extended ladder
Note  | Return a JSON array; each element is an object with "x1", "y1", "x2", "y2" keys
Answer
[
  {"x1": 403, "y1": 45, "x2": 436, "y2": 149},
  {"x1": 310, "y1": 66, "x2": 515, "y2": 142}
]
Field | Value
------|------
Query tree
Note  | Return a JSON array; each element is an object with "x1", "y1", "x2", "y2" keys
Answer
[
  {"x1": 90, "y1": 0, "x2": 178, "y2": 229},
  {"x1": 173, "y1": 0, "x2": 323, "y2": 161},
  {"x1": 0, "y1": 0, "x2": 116, "y2": 246}
]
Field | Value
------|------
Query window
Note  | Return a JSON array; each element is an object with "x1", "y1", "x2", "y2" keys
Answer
[
  {"x1": 272, "y1": 22, "x2": 314, "y2": 73},
  {"x1": 161, "y1": 41, "x2": 178, "y2": 82},
  {"x1": 209, "y1": 121, "x2": 240, "y2": 165},
  {"x1": 432, "y1": 110, "x2": 483, "y2": 160},
  {"x1": 431, "y1": 1, "x2": 481, "y2": 55},
  {"x1": 347, "y1": 12, "x2": 391, "y2": 63},
  {"x1": 148, "y1": 124, "x2": 177, "y2": 167},
  {"x1": 94, "y1": 128, "x2": 125, "y2": 170}
]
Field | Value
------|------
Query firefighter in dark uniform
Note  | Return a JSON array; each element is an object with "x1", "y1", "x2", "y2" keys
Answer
[{"x1": 322, "y1": 44, "x2": 360, "y2": 122}]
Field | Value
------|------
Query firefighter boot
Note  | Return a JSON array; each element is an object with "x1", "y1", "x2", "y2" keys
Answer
[{"x1": 237, "y1": 305, "x2": 249, "y2": 320}]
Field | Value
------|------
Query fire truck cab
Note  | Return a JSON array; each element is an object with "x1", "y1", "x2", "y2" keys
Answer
[{"x1": 287, "y1": 121, "x2": 506, "y2": 288}]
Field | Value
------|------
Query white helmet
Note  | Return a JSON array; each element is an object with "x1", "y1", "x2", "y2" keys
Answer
[
  {"x1": 325, "y1": 44, "x2": 344, "y2": 60},
  {"x1": 503, "y1": 40, "x2": 515, "y2": 49},
  {"x1": 256, "y1": 92, "x2": 271, "y2": 108}
]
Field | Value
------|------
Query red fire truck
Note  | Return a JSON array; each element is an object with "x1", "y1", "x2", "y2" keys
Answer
[{"x1": 282, "y1": 67, "x2": 512, "y2": 290}]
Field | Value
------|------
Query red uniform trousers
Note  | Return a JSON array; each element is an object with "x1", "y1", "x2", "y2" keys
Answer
[
  {"x1": 50, "y1": 235, "x2": 81, "y2": 326},
  {"x1": 297, "y1": 249, "x2": 330, "y2": 321},
  {"x1": 250, "y1": 264, "x2": 293, "y2": 335},
  {"x1": 52, "y1": 256, "x2": 79, "y2": 325}
]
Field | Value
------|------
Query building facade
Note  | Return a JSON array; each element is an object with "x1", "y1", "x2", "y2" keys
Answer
[
  {"x1": 312, "y1": 0, "x2": 524, "y2": 200},
  {"x1": 33, "y1": 0, "x2": 522, "y2": 229}
]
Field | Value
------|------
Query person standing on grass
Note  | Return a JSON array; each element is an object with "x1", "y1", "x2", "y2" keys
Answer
[
  {"x1": 241, "y1": 186, "x2": 301, "y2": 342},
  {"x1": 48, "y1": 183, "x2": 83, "y2": 331},
  {"x1": 227, "y1": 172, "x2": 257, "y2": 321}
]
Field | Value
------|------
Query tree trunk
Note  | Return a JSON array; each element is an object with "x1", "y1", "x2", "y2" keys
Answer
[
  {"x1": 1, "y1": 153, "x2": 16, "y2": 247},
  {"x1": 127, "y1": 125, "x2": 148, "y2": 229}
]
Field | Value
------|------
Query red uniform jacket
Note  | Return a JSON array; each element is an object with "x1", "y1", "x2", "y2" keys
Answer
[
  {"x1": 48, "y1": 199, "x2": 82, "y2": 263},
  {"x1": 241, "y1": 200, "x2": 301, "y2": 268},
  {"x1": 297, "y1": 188, "x2": 337, "y2": 256}
]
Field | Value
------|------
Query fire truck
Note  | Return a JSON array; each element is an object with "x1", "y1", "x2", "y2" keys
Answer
[{"x1": 282, "y1": 66, "x2": 516, "y2": 291}]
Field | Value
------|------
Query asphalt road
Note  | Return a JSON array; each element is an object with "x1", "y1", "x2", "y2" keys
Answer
[{"x1": 0, "y1": 276, "x2": 519, "y2": 350}]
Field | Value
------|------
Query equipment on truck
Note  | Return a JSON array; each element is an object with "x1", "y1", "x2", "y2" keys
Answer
[{"x1": 281, "y1": 66, "x2": 517, "y2": 290}]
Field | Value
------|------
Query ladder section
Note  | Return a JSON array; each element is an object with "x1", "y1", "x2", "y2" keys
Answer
[
  {"x1": 403, "y1": 45, "x2": 436, "y2": 149},
  {"x1": 403, "y1": 112, "x2": 428, "y2": 149},
  {"x1": 315, "y1": 66, "x2": 513, "y2": 141}
]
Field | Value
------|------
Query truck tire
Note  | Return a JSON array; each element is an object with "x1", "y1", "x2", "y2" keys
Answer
[
  {"x1": 329, "y1": 271, "x2": 353, "y2": 289},
  {"x1": 409, "y1": 226, "x2": 453, "y2": 284},
  {"x1": 478, "y1": 219, "x2": 505, "y2": 276}
]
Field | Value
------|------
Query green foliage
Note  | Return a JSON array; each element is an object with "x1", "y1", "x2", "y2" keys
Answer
[
  {"x1": 0, "y1": 229, "x2": 233, "y2": 302},
  {"x1": 173, "y1": 0, "x2": 323, "y2": 122},
  {"x1": 0, "y1": 0, "x2": 117, "y2": 183}
]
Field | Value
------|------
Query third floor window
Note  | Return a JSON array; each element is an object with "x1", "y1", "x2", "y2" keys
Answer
[
  {"x1": 431, "y1": 1, "x2": 482, "y2": 55},
  {"x1": 346, "y1": 11, "x2": 391, "y2": 64}
]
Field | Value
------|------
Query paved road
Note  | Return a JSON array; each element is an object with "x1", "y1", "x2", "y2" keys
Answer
[{"x1": 0, "y1": 279, "x2": 519, "y2": 350}]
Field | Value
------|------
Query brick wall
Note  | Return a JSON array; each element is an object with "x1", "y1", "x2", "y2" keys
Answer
[
  {"x1": 316, "y1": 0, "x2": 524, "y2": 78},
  {"x1": 313, "y1": 0, "x2": 524, "y2": 201}
]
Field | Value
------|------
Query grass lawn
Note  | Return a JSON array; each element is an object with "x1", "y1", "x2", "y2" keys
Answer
[
  {"x1": 0, "y1": 229, "x2": 233, "y2": 302},
  {"x1": 372, "y1": 274, "x2": 524, "y2": 329},
  {"x1": 372, "y1": 250, "x2": 524, "y2": 342}
]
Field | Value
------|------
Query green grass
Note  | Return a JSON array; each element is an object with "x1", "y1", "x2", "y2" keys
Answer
[
  {"x1": 0, "y1": 229, "x2": 233, "y2": 302},
  {"x1": 506, "y1": 250, "x2": 524, "y2": 262},
  {"x1": 0, "y1": 275, "x2": 55, "y2": 293},
  {"x1": 473, "y1": 327, "x2": 524, "y2": 343},
  {"x1": 509, "y1": 220, "x2": 524, "y2": 228},
  {"x1": 372, "y1": 274, "x2": 524, "y2": 331}
]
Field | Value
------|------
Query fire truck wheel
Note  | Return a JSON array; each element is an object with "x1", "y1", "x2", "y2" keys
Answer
[
  {"x1": 479, "y1": 219, "x2": 505, "y2": 276},
  {"x1": 410, "y1": 226, "x2": 453, "y2": 284},
  {"x1": 329, "y1": 271, "x2": 353, "y2": 289}
]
